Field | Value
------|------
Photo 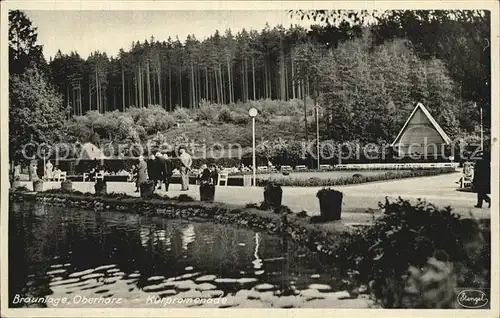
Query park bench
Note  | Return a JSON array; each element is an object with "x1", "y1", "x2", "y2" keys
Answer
[{"x1": 295, "y1": 165, "x2": 307, "y2": 171}]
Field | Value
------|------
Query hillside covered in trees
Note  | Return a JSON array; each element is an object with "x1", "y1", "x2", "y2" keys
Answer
[{"x1": 8, "y1": 9, "x2": 490, "y2": 161}]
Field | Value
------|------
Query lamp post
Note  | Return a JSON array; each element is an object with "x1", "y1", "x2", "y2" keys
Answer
[
  {"x1": 315, "y1": 103, "x2": 321, "y2": 170},
  {"x1": 249, "y1": 107, "x2": 258, "y2": 186}
]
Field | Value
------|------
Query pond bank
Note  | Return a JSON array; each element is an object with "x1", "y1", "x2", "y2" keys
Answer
[
  {"x1": 9, "y1": 190, "x2": 377, "y2": 308},
  {"x1": 9, "y1": 190, "x2": 365, "y2": 258}
]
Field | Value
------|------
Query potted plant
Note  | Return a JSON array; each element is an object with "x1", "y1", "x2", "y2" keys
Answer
[
  {"x1": 316, "y1": 188, "x2": 343, "y2": 221},
  {"x1": 10, "y1": 175, "x2": 21, "y2": 189},
  {"x1": 95, "y1": 179, "x2": 107, "y2": 196},
  {"x1": 263, "y1": 181, "x2": 283, "y2": 211},
  {"x1": 140, "y1": 180, "x2": 155, "y2": 199},
  {"x1": 198, "y1": 166, "x2": 216, "y2": 202},
  {"x1": 61, "y1": 180, "x2": 73, "y2": 192},
  {"x1": 33, "y1": 179, "x2": 44, "y2": 192}
]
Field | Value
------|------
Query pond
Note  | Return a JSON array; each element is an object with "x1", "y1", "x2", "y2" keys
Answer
[{"x1": 8, "y1": 202, "x2": 372, "y2": 308}]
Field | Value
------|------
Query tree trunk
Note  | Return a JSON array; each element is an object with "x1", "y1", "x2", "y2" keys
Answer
[
  {"x1": 146, "y1": 61, "x2": 152, "y2": 106},
  {"x1": 122, "y1": 66, "x2": 126, "y2": 110},
  {"x1": 95, "y1": 68, "x2": 100, "y2": 112},
  {"x1": 78, "y1": 84, "x2": 82, "y2": 115},
  {"x1": 89, "y1": 80, "x2": 92, "y2": 111},
  {"x1": 226, "y1": 59, "x2": 232, "y2": 104},
  {"x1": 280, "y1": 49, "x2": 286, "y2": 100},
  {"x1": 252, "y1": 56, "x2": 256, "y2": 100},
  {"x1": 178, "y1": 62, "x2": 183, "y2": 107},
  {"x1": 157, "y1": 65, "x2": 162, "y2": 107},
  {"x1": 66, "y1": 84, "x2": 70, "y2": 115},
  {"x1": 128, "y1": 78, "x2": 132, "y2": 108},
  {"x1": 303, "y1": 78, "x2": 307, "y2": 140},
  {"x1": 168, "y1": 66, "x2": 172, "y2": 110},
  {"x1": 291, "y1": 49, "x2": 296, "y2": 99},
  {"x1": 264, "y1": 62, "x2": 268, "y2": 99},
  {"x1": 191, "y1": 63, "x2": 195, "y2": 109},
  {"x1": 205, "y1": 67, "x2": 209, "y2": 101}
]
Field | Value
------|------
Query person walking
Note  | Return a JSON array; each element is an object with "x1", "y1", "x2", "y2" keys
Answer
[
  {"x1": 472, "y1": 151, "x2": 491, "y2": 208},
  {"x1": 29, "y1": 161, "x2": 38, "y2": 181},
  {"x1": 158, "y1": 153, "x2": 173, "y2": 192},
  {"x1": 137, "y1": 155, "x2": 148, "y2": 194},
  {"x1": 147, "y1": 155, "x2": 159, "y2": 189},
  {"x1": 179, "y1": 147, "x2": 192, "y2": 191},
  {"x1": 45, "y1": 160, "x2": 54, "y2": 181}
]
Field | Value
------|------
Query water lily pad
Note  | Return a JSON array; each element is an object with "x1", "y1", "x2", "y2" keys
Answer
[
  {"x1": 237, "y1": 277, "x2": 258, "y2": 284},
  {"x1": 214, "y1": 278, "x2": 238, "y2": 283},
  {"x1": 196, "y1": 283, "x2": 217, "y2": 291},
  {"x1": 324, "y1": 290, "x2": 350, "y2": 299},
  {"x1": 147, "y1": 275, "x2": 165, "y2": 281},
  {"x1": 195, "y1": 275, "x2": 217, "y2": 282},
  {"x1": 308, "y1": 284, "x2": 332, "y2": 292},
  {"x1": 68, "y1": 269, "x2": 94, "y2": 278},
  {"x1": 254, "y1": 283, "x2": 275, "y2": 292}
]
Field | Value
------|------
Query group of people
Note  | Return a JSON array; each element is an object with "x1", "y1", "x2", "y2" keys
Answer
[{"x1": 133, "y1": 148, "x2": 193, "y2": 192}]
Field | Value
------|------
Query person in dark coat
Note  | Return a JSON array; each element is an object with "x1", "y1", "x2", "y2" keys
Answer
[
  {"x1": 472, "y1": 151, "x2": 491, "y2": 208},
  {"x1": 147, "y1": 155, "x2": 160, "y2": 188},
  {"x1": 156, "y1": 152, "x2": 173, "y2": 191}
]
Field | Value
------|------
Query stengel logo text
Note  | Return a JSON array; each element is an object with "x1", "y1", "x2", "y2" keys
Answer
[{"x1": 456, "y1": 289, "x2": 489, "y2": 308}]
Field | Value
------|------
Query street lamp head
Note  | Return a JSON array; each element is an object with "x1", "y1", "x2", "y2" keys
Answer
[{"x1": 248, "y1": 107, "x2": 258, "y2": 118}]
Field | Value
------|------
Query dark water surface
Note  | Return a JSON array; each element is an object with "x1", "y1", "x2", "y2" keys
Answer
[{"x1": 9, "y1": 202, "x2": 351, "y2": 308}]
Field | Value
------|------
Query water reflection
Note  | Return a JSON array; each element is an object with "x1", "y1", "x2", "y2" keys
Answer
[{"x1": 9, "y1": 201, "x2": 344, "y2": 308}]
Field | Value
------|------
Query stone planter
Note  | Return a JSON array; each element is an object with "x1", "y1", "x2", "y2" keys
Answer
[
  {"x1": 140, "y1": 181, "x2": 155, "y2": 198},
  {"x1": 95, "y1": 180, "x2": 107, "y2": 196},
  {"x1": 199, "y1": 183, "x2": 216, "y2": 202},
  {"x1": 317, "y1": 188, "x2": 343, "y2": 221},
  {"x1": 263, "y1": 182, "x2": 283, "y2": 211},
  {"x1": 10, "y1": 180, "x2": 21, "y2": 189},
  {"x1": 33, "y1": 180, "x2": 44, "y2": 192},
  {"x1": 61, "y1": 180, "x2": 73, "y2": 192}
]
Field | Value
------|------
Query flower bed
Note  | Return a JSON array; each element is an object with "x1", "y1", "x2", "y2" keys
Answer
[{"x1": 255, "y1": 167, "x2": 456, "y2": 187}]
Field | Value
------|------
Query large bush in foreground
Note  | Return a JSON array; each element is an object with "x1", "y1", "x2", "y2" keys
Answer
[{"x1": 336, "y1": 198, "x2": 490, "y2": 308}]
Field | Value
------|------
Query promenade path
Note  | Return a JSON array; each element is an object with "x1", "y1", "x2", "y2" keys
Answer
[{"x1": 19, "y1": 172, "x2": 490, "y2": 224}]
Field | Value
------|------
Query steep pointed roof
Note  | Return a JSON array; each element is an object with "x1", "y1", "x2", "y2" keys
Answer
[
  {"x1": 80, "y1": 142, "x2": 104, "y2": 160},
  {"x1": 391, "y1": 102, "x2": 452, "y2": 146}
]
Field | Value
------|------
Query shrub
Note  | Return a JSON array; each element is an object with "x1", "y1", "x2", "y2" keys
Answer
[
  {"x1": 334, "y1": 198, "x2": 490, "y2": 308},
  {"x1": 172, "y1": 107, "x2": 191, "y2": 122},
  {"x1": 173, "y1": 194, "x2": 195, "y2": 202},
  {"x1": 297, "y1": 210, "x2": 308, "y2": 218}
]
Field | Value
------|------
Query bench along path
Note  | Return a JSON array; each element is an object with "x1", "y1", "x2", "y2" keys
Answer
[{"x1": 19, "y1": 172, "x2": 488, "y2": 223}]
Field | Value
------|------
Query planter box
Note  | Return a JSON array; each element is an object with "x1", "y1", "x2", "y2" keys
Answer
[
  {"x1": 263, "y1": 184, "x2": 283, "y2": 210},
  {"x1": 61, "y1": 180, "x2": 73, "y2": 192},
  {"x1": 199, "y1": 184, "x2": 216, "y2": 202},
  {"x1": 11, "y1": 180, "x2": 21, "y2": 189},
  {"x1": 317, "y1": 189, "x2": 343, "y2": 221},
  {"x1": 33, "y1": 181, "x2": 44, "y2": 192},
  {"x1": 95, "y1": 180, "x2": 107, "y2": 196},
  {"x1": 140, "y1": 181, "x2": 155, "y2": 199}
]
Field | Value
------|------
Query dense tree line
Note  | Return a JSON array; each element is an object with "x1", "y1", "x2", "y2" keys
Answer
[
  {"x1": 8, "y1": 9, "x2": 488, "y2": 166},
  {"x1": 48, "y1": 24, "x2": 337, "y2": 117}
]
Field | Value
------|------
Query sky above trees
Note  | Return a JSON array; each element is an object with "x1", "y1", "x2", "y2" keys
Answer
[{"x1": 25, "y1": 10, "x2": 313, "y2": 59}]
